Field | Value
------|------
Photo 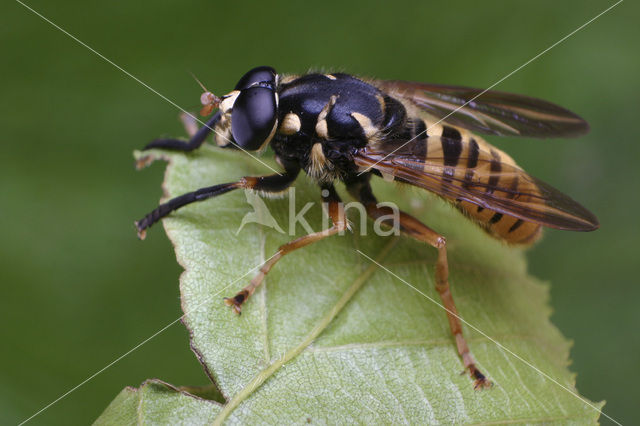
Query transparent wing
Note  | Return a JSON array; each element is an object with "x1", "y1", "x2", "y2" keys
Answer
[{"x1": 375, "y1": 80, "x2": 589, "y2": 138}]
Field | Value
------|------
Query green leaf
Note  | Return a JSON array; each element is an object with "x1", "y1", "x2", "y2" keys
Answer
[
  {"x1": 97, "y1": 146, "x2": 603, "y2": 424},
  {"x1": 94, "y1": 380, "x2": 220, "y2": 425}
]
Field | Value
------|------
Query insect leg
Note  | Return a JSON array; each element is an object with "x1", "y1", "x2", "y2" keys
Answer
[
  {"x1": 135, "y1": 167, "x2": 300, "y2": 239},
  {"x1": 347, "y1": 177, "x2": 491, "y2": 389},
  {"x1": 224, "y1": 185, "x2": 347, "y2": 314},
  {"x1": 180, "y1": 112, "x2": 200, "y2": 138},
  {"x1": 142, "y1": 111, "x2": 221, "y2": 152}
]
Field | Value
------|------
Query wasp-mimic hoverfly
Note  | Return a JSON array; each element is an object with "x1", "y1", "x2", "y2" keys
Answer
[{"x1": 136, "y1": 66, "x2": 599, "y2": 388}]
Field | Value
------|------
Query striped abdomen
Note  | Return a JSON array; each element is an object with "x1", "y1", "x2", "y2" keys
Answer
[{"x1": 376, "y1": 115, "x2": 543, "y2": 245}]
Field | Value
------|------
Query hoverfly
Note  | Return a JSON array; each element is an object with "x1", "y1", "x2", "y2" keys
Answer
[{"x1": 136, "y1": 66, "x2": 599, "y2": 388}]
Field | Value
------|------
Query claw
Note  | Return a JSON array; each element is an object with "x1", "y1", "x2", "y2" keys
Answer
[
  {"x1": 473, "y1": 377, "x2": 492, "y2": 390},
  {"x1": 470, "y1": 367, "x2": 492, "y2": 390},
  {"x1": 135, "y1": 222, "x2": 147, "y2": 240},
  {"x1": 223, "y1": 295, "x2": 244, "y2": 315}
]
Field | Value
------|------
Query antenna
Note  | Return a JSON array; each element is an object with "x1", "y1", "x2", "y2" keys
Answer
[{"x1": 189, "y1": 71, "x2": 221, "y2": 116}]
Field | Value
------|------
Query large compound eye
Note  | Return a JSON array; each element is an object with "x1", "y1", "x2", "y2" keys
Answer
[
  {"x1": 231, "y1": 86, "x2": 277, "y2": 150},
  {"x1": 235, "y1": 66, "x2": 276, "y2": 90}
]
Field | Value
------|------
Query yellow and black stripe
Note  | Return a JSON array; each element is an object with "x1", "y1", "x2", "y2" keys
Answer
[{"x1": 372, "y1": 116, "x2": 543, "y2": 245}]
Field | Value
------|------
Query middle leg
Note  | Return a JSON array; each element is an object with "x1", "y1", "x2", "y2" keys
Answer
[{"x1": 224, "y1": 184, "x2": 348, "y2": 314}]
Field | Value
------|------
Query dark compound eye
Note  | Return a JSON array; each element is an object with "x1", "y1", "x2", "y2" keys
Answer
[
  {"x1": 235, "y1": 66, "x2": 276, "y2": 90},
  {"x1": 231, "y1": 86, "x2": 278, "y2": 150}
]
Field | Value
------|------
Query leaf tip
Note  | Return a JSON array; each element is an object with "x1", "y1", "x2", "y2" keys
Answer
[{"x1": 135, "y1": 156, "x2": 154, "y2": 170}]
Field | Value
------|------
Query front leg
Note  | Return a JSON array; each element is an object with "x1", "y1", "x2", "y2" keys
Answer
[
  {"x1": 135, "y1": 167, "x2": 300, "y2": 239},
  {"x1": 142, "y1": 111, "x2": 221, "y2": 152},
  {"x1": 224, "y1": 184, "x2": 348, "y2": 314}
]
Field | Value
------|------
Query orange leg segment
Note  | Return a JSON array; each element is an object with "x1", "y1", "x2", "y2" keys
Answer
[
  {"x1": 365, "y1": 202, "x2": 491, "y2": 388},
  {"x1": 224, "y1": 186, "x2": 348, "y2": 314}
]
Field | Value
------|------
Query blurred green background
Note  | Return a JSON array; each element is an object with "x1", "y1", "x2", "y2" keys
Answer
[{"x1": 1, "y1": 0, "x2": 637, "y2": 424}]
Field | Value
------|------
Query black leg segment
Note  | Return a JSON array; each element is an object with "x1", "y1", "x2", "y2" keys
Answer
[
  {"x1": 135, "y1": 182, "x2": 238, "y2": 238},
  {"x1": 136, "y1": 167, "x2": 300, "y2": 239},
  {"x1": 142, "y1": 112, "x2": 221, "y2": 152}
]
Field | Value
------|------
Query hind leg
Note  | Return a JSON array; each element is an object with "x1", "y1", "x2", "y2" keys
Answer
[{"x1": 348, "y1": 178, "x2": 490, "y2": 388}]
